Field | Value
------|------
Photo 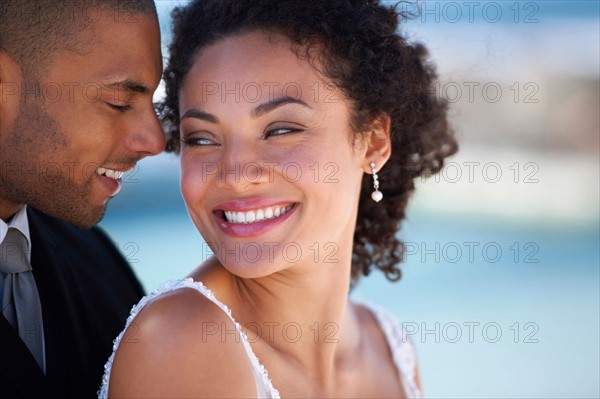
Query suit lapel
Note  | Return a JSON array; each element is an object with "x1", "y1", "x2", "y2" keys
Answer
[
  {"x1": 0, "y1": 313, "x2": 50, "y2": 397},
  {"x1": 23, "y1": 207, "x2": 142, "y2": 398},
  {"x1": 27, "y1": 208, "x2": 78, "y2": 398}
]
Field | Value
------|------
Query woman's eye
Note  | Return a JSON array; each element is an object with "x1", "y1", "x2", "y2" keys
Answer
[
  {"x1": 181, "y1": 136, "x2": 217, "y2": 147},
  {"x1": 107, "y1": 103, "x2": 133, "y2": 113},
  {"x1": 265, "y1": 127, "x2": 303, "y2": 138}
]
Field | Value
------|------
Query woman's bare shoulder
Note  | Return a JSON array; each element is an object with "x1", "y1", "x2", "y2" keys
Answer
[{"x1": 108, "y1": 286, "x2": 256, "y2": 398}]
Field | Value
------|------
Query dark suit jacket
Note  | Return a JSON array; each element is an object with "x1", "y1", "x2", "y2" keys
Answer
[{"x1": 0, "y1": 207, "x2": 144, "y2": 398}]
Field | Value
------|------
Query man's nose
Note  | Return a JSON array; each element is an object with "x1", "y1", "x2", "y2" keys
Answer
[{"x1": 123, "y1": 103, "x2": 166, "y2": 157}]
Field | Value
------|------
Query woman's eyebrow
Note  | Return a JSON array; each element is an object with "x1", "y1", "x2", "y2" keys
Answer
[
  {"x1": 251, "y1": 96, "x2": 312, "y2": 118},
  {"x1": 180, "y1": 108, "x2": 219, "y2": 123},
  {"x1": 180, "y1": 96, "x2": 311, "y2": 123}
]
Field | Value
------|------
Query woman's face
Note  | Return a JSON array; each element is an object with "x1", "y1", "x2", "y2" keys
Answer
[{"x1": 179, "y1": 32, "x2": 371, "y2": 278}]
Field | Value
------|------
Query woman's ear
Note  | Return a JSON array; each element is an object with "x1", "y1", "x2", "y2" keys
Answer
[{"x1": 362, "y1": 113, "x2": 392, "y2": 174}]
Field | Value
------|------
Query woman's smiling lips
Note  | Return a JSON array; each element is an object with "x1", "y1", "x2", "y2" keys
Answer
[{"x1": 213, "y1": 198, "x2": 298, "y2": 237}]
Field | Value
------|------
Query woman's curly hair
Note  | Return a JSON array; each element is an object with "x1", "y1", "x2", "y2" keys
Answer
[{"x1": 161, "y1": 0, "x2": 457, "y2": 284}]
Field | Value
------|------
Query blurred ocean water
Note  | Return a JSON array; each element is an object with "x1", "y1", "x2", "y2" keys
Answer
[{"x1": 99, "y1": 1, "x2": 599, "y2": 397}]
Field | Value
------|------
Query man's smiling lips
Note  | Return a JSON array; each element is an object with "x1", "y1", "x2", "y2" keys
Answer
[
  {"x1": 96, "y1": 167, "x2": 127, "y2": 180},
  {"x1": 213, "y1": 199, "x2": 298, "y2": 237},
  {"x1": 95, "y1": 166, "x2": 135, "y2": 197}
]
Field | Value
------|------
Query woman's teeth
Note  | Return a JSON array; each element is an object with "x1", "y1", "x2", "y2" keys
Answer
[
  {"x1": 96, "y1": 167, "x2": 125, "y2": 180},
  {"x1": 224, "y1": 205, "x2": 293, "y2": 224}
]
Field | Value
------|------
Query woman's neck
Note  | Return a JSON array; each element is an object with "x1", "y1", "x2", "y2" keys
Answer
[
  {"x1": 194, "y1": 250, "x2": 363, "y2": 389},
  {"x1": 234, "y1": 254, "x2": 362, "y2": 387}
]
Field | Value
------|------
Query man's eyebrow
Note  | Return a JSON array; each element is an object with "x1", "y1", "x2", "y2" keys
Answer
[
  {"x1": 251, "y1": 96, "x2": 312, "y2": 118},
  {"x1": 180, "y1": 109, "x2": 219, "y2": 123},
  {"x1": 105, "y1": 79, "x2": 151, "y2": 95}
]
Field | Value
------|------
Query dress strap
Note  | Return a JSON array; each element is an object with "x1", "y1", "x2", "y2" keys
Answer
[
  {"x1": 177, "y1": 278, "x2": 280, "y2": 398},
  {"x1": 356, "y1": 301, "x2": 422, "y2": 399}
]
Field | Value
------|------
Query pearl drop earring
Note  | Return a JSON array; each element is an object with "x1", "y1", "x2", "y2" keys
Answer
[{"x1": 370, "y1": 162, "x2": 383, "y2": 202}]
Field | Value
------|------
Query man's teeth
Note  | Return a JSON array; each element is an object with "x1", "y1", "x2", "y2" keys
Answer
[
  {"x1": 97, "y1": 167, "x2": 125, "y2": 180},
  {"x1": 224, "y1": 205, "x2": 293, "y2": 224}
]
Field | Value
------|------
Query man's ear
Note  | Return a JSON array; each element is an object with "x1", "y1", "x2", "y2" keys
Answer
[
  {"x1": 361, "y1": 113, "x2": 392, "y2": 174},
  {"x1": 0, "y1": 51, "x2": 23, "y2": 133}
]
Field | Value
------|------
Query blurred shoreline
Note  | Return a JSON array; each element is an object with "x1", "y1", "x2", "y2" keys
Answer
[{"x1": 411, "y1": 143, "x2": 600, "y2": 228}]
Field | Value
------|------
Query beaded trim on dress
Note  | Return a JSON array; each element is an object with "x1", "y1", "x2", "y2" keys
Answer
[
  {"x1": 98, "y1": 278, "x2": 420, "y2": 398},
  {"x1": 358, "y1": 300, "x2": 422, "y2": 398}
]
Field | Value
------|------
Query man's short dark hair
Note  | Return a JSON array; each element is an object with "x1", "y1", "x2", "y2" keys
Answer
[{"x1": 0, "y1": 0, "x2": 157, "y2": 76}]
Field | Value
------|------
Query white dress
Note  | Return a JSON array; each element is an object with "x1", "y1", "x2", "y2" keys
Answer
[{"x1": 98, "y1": 278, "x2": 422, "y2": 398}]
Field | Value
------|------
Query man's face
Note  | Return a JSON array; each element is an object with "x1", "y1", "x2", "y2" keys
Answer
[{"x1": 0, "y1": 12, "x2": 165, "y2": 227}]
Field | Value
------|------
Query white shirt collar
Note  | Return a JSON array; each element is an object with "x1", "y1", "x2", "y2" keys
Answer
[{"x1": 0, "y1": 205, "x2": 32, "y2": 263}]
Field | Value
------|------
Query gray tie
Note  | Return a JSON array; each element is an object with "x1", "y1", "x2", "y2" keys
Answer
[{"x1": 0, "y1": 227, "x2": 45, "y2": 372}]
